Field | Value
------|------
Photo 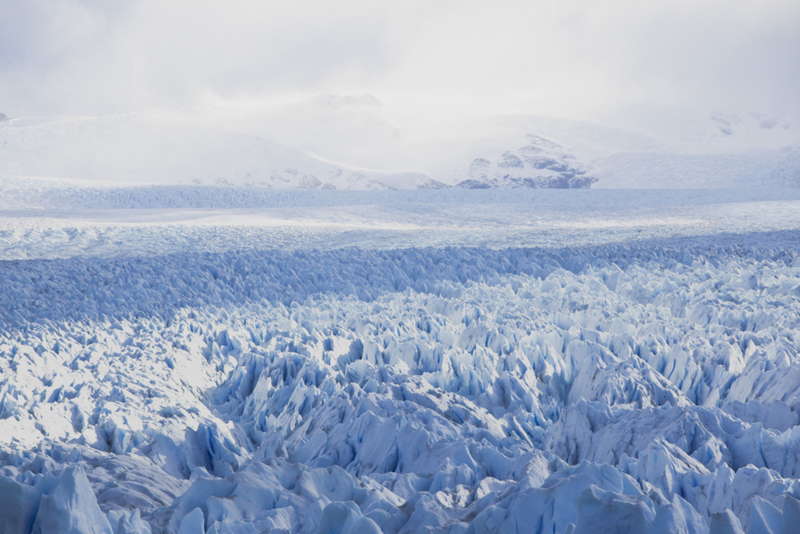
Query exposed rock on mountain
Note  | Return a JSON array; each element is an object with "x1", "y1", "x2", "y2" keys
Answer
[{"x1": 458, "y1": 134, "x2": 597, "y2": 189}]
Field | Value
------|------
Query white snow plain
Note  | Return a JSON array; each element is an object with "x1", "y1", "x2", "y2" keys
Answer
[{"x1": 2, "y1": 184, "x2": 800, "y2": 533}]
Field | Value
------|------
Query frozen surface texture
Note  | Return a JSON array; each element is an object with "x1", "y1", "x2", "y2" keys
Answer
[{"x1": 1, "y1": 188, "x2": 800, "y2": 533}]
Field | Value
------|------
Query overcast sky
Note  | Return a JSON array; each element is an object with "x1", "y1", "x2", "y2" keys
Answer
[{"x1": 2, "y1": 0, "x2": 799, "y2": 117}]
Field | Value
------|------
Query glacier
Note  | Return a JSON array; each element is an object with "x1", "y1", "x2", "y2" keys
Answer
[{"x1": 2, "y1": 187, "x2": 800, "y2": 533}]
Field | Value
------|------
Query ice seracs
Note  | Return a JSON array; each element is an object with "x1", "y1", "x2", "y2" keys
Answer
[{"x1": 2, "y1": 241, "x2": 800, "y2": 532}]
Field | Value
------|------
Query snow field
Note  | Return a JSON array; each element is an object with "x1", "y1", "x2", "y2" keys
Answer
[
  {"x1": 4, "y1": 187, "x2": 800, "y2": 262},
  {"x1": 2, "y1": 244, "x2": 800, "y2": 532}
]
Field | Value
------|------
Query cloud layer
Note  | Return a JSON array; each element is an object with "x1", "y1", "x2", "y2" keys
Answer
[{"x1": 2, "y1": 0, "x2": 799, "y2": 116}]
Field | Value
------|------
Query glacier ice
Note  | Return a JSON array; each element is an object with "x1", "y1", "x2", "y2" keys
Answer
[{"x1": 2, "y1": 241, "x2": 800, "y2": 533}]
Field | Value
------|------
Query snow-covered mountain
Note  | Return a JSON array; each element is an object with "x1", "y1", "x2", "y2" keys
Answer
[
  {"x1": 0, "y1": 112, "x2": 443, "y2": 191},
  {"x1": 1, "y1": 97, "x2": 798, "y2": 191}
]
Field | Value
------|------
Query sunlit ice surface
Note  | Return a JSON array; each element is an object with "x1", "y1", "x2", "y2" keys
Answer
[{"x1": 1, "y1": 184, "x2": 800, "y2": 533}]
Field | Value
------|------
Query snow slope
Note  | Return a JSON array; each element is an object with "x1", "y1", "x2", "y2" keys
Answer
[
  {"x1": 0, "y1": 113, "x2": 442, "y2": 190},
  {"x1": 2, "y1": 98, "x2": 798, "y2": 190}
]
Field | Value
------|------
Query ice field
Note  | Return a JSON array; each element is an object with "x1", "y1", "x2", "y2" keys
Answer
[{"x1": 3, "y1": 185, "x2": 800, "y2": 533}]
